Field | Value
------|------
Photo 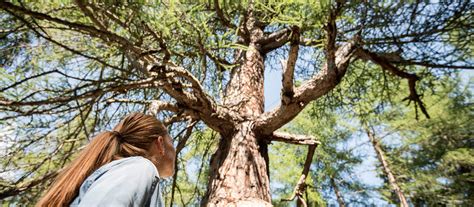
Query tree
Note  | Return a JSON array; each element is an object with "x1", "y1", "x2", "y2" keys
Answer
[
  {"x1": 364, "y1": 125, "x2": 408, "y2": 207},
  {"x1": 376, "y1": 77, "x2": 473, "y2": 205},
  {"x1": 270, "y1": 104, "x2": 368, "y2": 206},
  {"x1": 0, "y1": 1, "x2": 472, "y2": 206}
]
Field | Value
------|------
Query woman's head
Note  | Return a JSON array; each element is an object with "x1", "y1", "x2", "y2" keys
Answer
[
  {"x1": 111, "y1": 112, "x2": 176, "y2": 177},
  {"x1": 110, "y1": 113, "x2": 175, "y2": 171},
  {"x1": 37, "y1": 112, "x2": 175, "y2": 206}
]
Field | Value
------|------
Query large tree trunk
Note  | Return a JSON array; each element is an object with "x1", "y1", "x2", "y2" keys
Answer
[
  {"x1": 203, "y1": 122, "x2": 271, "y2": 206},
  {"x1": 366, "y1": 129, "x2": 408, "y2": 207},
  {"x1": 202, "y1": 6, "x2": 271, "y2": 206}
]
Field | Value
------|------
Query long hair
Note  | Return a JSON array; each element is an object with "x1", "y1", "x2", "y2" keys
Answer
[{"x1": 37, "y1": 112, "x2": 168, "y2": 207}]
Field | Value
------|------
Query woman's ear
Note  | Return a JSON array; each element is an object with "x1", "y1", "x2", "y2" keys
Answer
[{"x1": 155, "y1": 136, "x2": 165, "y2": 156}]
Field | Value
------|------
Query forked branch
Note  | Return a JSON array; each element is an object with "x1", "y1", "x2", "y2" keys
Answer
[
  {"x1": 256, "y1": 37, "x2": 360, "y2": 135},
  {"x1": 274, "y1": 132, "x2": 319, "y2": 207}
]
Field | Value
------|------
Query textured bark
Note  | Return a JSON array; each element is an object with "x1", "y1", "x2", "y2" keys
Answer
[
  {"x1": 203, "y1": 122, "x2": 271, "y2": 206},
  {"x1": 330, "y1": 177, "x2": 346, "y2": 207},
  {"x1": 366, "y1": 129, "x2": 409, "y2": 207},
  {"x1": 223, "y1": 20, "x2": 264, "y2": 117},
  {"x1": 202, "y1": 6, "x2": 271, "y2": 206}
]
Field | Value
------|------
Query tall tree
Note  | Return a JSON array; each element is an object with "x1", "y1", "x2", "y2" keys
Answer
[
  {"x1": 364, "y1": 125, "x2": 408, "y2": 207},
  {"x1": 377, "y1": 78, "x2": 473, "y2": 205},
  {"x1": 270, "y1": 105, "x2": 368, "y2": 206},
  {"x1": 0, "y1": 1, "x2": 472, "y2": 206}
]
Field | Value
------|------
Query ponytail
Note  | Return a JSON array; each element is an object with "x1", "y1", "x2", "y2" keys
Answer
[
  {"x1": 37, "y1": 112, "x2": 167, "y2": 206},
  {"x1": 37, "y1": 131, "x2": 120, "y2": 206}
]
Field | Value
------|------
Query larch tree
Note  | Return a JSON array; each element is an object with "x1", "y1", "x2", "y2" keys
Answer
[
  {"x1": 371, "y1": 77, "x2": 473, "y2": 205},
  {"x1": 0, "y1": 1, "x2": 472, "y2": 206}
]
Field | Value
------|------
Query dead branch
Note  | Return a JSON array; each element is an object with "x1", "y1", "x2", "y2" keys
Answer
[
  {"x1": 269, "y1": 132, "x2": 320, "y2": 146},
  {"x1": 269, "y1": 132, "x2": 319, "y2": 206},
  {"x1": 355, "y1": 48, "x2": 430, "y2": 119},
  {"x1": 280, "y1": 141, "x2": 318, "y2": 207},
  {"x1": 170, "y1": 120, "x2": 197, "y2": 206}
]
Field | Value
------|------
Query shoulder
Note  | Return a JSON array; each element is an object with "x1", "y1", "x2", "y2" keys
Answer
[
  {"x1": 112, "y1": 156, "x2": 159, "y2": 177},
  {"x1": 83, "y1": 156, "x2": 159, "y2": 191}
]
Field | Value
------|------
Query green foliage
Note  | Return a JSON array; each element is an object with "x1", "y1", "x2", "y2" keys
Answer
[
  {"x1": 0, "y1": 0, "x2": 472, "y2": 206},
  {"x1": 269, "y1": 103, "x2": 369, "y2": 205},
  {"x1": 359, "y1": 76, "x2": 473, "y2": 205}
]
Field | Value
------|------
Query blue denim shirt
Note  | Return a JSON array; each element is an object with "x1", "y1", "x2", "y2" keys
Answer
[{"x1": 70, "y1": 156, "x2": 163, "y2": 207}]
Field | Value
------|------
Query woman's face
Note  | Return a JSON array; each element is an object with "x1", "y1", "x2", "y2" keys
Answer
[{"x1": 151, "y1": 135, "x2": 176, "y2": 178}]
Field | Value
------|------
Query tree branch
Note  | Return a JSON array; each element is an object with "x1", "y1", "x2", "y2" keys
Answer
[
  {"x1": 0, "y1": 171, "x2": 58, "y2": 199},
  {"x1": 355, "y1": 48, "x2": 430, "y2": 119},
  {"x1": 259, "y1": 27, "x2": 324, "y2": 52},
  {"x1": 0, "y1": 78, "x2": 156, "y2": 107},
  {"x1": 74, "y1": 0, "x2": 107, "y2": 31},
  {"x1": 171, "y1": 120, "x2": 197, "y2": 207},
  {"x1": 281, "y1": 142, "x2": 318, "y2": 207},
  {"x1": 147, "y1": 63, "x2": 238, "y2": 132},
  {"x1": 2, "y1": 5, "x2": 124, "y2": 72},
  {"x1": 255, "y1": 3, "x2": 351, "y2": 135},
  {"x1": 269, "y1": 132, "x2": 320, "y2": 146},
  {"x1": 255, "y1": 37, "x2": 360, "y2": 135},
  {"x1": 281, "y1": 26, "x2": 300, "y2": 105},
  {"x1": 1, "y1": 1, "x2": 237, "y2": 133},
  {"x1": 396, "y1": 61, "x2": 474, "y2": 70},
  {"x1": 0, "y1": 1, "x2": 139, "y2": 52},
  {"x1": 213, "y1": 0, "x2": 235, "y2": 29}
]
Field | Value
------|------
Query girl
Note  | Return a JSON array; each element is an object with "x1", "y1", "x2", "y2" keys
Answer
[{"x1": 37, "y1": 112, "x2": 176, "y2": 206}]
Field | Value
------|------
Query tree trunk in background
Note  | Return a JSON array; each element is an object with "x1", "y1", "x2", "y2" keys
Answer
[
  {"x1": 202, "y1": 8, "x2": 271, "y2": 206},
  {"x1": 330, "y1": 177, "x2": 346, "y2": 207},
  {"x1": 366, "y1": 129, "x2": 409, "y2": 207}
]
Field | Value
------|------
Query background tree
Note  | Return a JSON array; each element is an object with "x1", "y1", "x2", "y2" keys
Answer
[
  {"x1": 269, "y1": 104, "x2": 368, "y2": 206},
  {"x1": 0, "y1": 1, "x2": 472, "y2": 206},
  {"x1": 374, "y1": 77, "x2": 473, "y2": 206}
]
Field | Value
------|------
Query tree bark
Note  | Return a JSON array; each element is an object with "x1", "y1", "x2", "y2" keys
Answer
[
  {"x1": 203, "y1": 122, "x2": 271, "y2": 206},
  {"x1": 366, "y1": 129, "x2": 409, "y2": 207},
  {"x1": 330, "y1": 177, "x2": 346, "y2": 207},
  {"x1": 202, "y1": 4, "x2": 271, "y2": 206}
]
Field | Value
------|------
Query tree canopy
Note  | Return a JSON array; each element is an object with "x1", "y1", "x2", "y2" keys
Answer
[{"x1": 0, "y1": 0, "x2": 472, "y2": 206}]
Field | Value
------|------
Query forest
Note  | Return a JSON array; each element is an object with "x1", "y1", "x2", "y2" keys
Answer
[{"x1": 0, "y1": 0, "x2": 472, "y2": 206}]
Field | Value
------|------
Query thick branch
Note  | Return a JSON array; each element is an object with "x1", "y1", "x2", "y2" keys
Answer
[
  {"x1": 256, "y1": 38, "x2": 359, "y2": 135},
  {"x1": 281, "y1": 26, "x2": 300, "y2": 105},
  {"x1": 1, "y1": 1, "x2": 237, "y2": 133},
  {"x1": 269, "y1": 132, "x2": 320, "y2": 146},
  {"x1": 260, "y1": 28, "x2": 291, "y2": 53},
  {"x1": 145, "y1": 64, "x2": 238, "y2": 132}
]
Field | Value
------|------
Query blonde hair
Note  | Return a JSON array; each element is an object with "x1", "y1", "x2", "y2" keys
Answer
[{"x1": 37, "y1": 112, "x2": 168, "y2": 206}]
